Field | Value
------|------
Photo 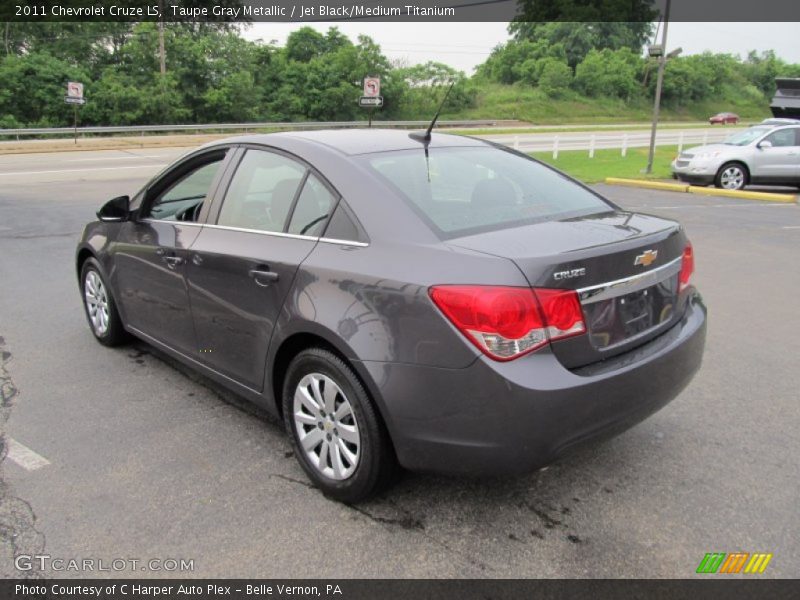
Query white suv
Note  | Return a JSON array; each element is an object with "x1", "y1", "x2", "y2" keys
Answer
[{"x1": 671, "y1": 124, "x2": 800, "y2": 190}]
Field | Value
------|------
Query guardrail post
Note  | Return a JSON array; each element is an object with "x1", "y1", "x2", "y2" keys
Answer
[
  {"x1": 589, "y1": 135, "x2": 595, "y2": 158},
  {"x1": 553, "y1": 136, "x2": 559, "y2": 160},
  {"x1": 678, "y1": 131, "x2": 684, "y2": 153},
  {"x1": 621, "y1": 133, "x2": 628, "y2": 157}
]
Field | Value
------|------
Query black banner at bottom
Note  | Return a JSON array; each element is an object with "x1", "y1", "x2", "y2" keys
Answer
[{"x1": 2, "y1": 579, "x2": 799, "y2": 600}]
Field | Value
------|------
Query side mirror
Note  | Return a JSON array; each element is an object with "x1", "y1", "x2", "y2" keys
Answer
[
  {"x1": 758, "y1": 140, "x2": 773, "y2": 149},
  {"x1": 97, "y1": 195, "x2": 130, "y2": 222}
]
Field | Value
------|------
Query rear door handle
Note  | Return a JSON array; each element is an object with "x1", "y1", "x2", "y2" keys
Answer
[
  {"x1": 249, "y1": 268, "x2": 279, "y2": 286},
  {"x1": 164, "y1": 256, "x2": 184, "y2": 267}
]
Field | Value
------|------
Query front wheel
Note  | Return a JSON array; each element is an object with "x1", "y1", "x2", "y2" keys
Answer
[
  {"x1": 81, "y1": 258, "x2": 128, "y2": 346},
  {"x1": 715, "y1": 163, "x2": 748, "y2": 190},
  {"x1": 283, "y1": 348, "x2": 397, "y2": 502}
]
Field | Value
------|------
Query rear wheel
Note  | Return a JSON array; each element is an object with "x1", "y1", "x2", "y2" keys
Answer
[
  {"x1": 715, "y1": 162, "x2": 748, "y2": 190},
  {"x1": 81, "y1": 258, "x2": 128, "y2": 346},
  {"x1": 283, "y1": 348, "x2": 396, "y2": 502}
]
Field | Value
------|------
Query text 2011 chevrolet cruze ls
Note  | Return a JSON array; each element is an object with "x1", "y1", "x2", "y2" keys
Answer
[{"x1": 76, "y1": 130, "x2": 706, "y2": 501}]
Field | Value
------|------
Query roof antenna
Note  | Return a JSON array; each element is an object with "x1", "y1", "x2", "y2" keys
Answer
[
  {"x1": 409, "y1": 81, "x2": 455, "y2": 181},
  {"x1": 410, "y1": 81, "x2": 455, "y2": 145}
]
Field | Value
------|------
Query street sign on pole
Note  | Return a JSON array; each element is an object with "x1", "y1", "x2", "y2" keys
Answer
[
  {"x1": 65, "y1": 81, "x2": 85, "y2": 145},
  {"x1": 66, "y1": 81, "x2": 84, "y2": 100},
  {"x1": 358, "y1": 96, "x2": 383, "y2": 107},
  {"x1": 363, "y1": 77, "x2": 380, "y2": 98}
]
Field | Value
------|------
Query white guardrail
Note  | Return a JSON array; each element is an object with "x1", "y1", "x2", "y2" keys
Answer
[
  {"x1": 0, "y1": 120, "x2": 503, "y2": 137},
  {"x1": 0, "y1": 120, "x2": 738, "y2": 155}
]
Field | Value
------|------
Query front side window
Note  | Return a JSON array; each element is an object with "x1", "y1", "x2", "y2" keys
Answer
[
  {"x1": 763, "y1": 128, "x2": 798, "y2": 147},
  {"x1": 363, "y1": 146, "x2": 610, "y2": 238},
  {"x1": 146, "y1": 159, "x2": 223, "y2": 221},
  {"x1": 218, "y1": 150, "x2": 306, "y2": 233}
]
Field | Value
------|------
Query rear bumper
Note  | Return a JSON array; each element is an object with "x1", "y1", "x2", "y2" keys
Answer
[{"x1": 359, "y1": 292, "x2": 707, "y2": 476}]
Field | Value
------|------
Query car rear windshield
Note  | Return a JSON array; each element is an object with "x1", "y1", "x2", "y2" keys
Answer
[{"x1": 362, "y1": 146, "x2": 610, "y2": 238}]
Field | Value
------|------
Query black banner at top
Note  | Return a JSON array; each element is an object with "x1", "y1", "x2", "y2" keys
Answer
[{"x1": 2, "y1": 0, "x2": 800, "y2": 22}]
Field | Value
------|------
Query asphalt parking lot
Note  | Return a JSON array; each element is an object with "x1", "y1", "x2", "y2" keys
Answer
[{"x1": 0, "y1": 148, "x2": 798, "y2": 578}]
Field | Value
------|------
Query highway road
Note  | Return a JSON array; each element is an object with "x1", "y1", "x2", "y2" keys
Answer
[{"x1": 0, "y1": 147, "x2": 798, "y2": 578}]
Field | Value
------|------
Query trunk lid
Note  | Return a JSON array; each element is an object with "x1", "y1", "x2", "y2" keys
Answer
[{"x1": 447, "y1": 210, "x2": 689, "y2": 368}]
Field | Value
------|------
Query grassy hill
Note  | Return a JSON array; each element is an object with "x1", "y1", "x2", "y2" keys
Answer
[{"x1": 432, "y1": 83, "x2": 771, "y2": 125}]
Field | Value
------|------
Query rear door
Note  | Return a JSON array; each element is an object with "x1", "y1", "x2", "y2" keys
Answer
[
  {"x1": 186, "y1": 146, "x2": 338, "y2": 391},
  {"x1": 113, "y1": 149, "x2": 230, "y2": 355}
]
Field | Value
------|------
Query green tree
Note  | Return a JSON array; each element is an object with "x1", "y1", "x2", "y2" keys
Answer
[
  {"x1": 574, "y1": 48, "x2": 642, "y2": 99},
  {"x1": 538, "y1": 58, "x2": 573, "y2": 97},
  {"x1": 0, "y1": 51, "x2": 89, "y2": 126},
  {"x1": 514, "y1": 22, "x2": 653, "y2": 70}
]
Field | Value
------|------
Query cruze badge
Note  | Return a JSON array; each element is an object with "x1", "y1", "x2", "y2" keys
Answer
[
  {"x1": 554, "y1": 267, "x2": 586, "y2": 281},
  {"x1": 634, "y1": 250, "x2": 658, "y2": 267}
]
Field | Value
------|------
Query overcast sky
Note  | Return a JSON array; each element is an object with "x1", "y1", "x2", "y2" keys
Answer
[{"x1": 242, "y1": 22, "x2": 800, "y2": 73}]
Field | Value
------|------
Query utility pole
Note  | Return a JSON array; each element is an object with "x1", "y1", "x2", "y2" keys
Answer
[
  {"x1": 158, "y1": 0, "x2": 166, "y2": 75},
  {"x1": 645, "y1": 0, "x2": 671, "y2": 174}
]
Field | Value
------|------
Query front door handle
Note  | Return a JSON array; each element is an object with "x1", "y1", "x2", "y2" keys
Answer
[{"x1": 249, "y1": 268, "x2": 279, "y2": 286}]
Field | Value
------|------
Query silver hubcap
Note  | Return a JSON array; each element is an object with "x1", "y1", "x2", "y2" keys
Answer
[
  {"x1": 84, "y1": 270, "x2": 109, "y2": 336},
  {"x1": 720, "y1": 166, "x2": 745, "y2": 190},
  {"x1": 293, "y1": 373, "x2": 360, "y2": 481}
]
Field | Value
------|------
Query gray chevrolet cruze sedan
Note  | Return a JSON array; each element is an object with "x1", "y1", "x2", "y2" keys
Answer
[{"x1": 76, "y1": 130, "x2": 707, "y2": 501}]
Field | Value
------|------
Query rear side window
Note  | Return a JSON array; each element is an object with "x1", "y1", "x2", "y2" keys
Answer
[
  {"x1": 362, "y1": 147, "x2": 609, "y2": 238},
  {"x1": 217, "y1": 149, "x2": 305, "y2": 233},
  {"x1": 287, "y1": 174, "x2": 336, "y2": 237},
  {"x1": 323, "y1": 201, "x2": 367, "y2": 243}
]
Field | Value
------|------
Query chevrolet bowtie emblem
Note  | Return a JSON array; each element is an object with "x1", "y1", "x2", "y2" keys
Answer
[{"x1": 634, "y1": 249, "x2": 658, "y2": 267}]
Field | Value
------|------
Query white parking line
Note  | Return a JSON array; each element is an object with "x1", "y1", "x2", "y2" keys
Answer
[
  {"x1": 782, "y1": 225, "x2": 800, "y2": 229},
  {"x1": 0, "y1": 164, "x2": 166, "y2": 177},
  {"x1": 5, "y1": 437, "x2": 50, "y2": 470}
]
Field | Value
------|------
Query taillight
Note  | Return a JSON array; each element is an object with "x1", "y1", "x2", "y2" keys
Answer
[
  {"x1": 429, "y1": 285, "x2": 586, "y2": 361},
  {"x1": 679, "y1": 242, "x2": 694, "y2": 292}
]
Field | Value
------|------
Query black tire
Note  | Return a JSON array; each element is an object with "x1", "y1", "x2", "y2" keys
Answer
[
  {"x1": 282, "y1": 348, "x2": 397, "y2": 502},
  {"x1": 80, "y1": 258, "x2": 129, "y2": 346},
  {"x1": 714, "y1": 162, "x2": 749, "y2": 191}
]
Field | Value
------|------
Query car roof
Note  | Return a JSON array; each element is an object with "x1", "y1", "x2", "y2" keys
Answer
[
  {"x1": 760, "y1": 117, "x2": 800, "y2": 125},
  {"x1": 203, "y1": 128, "x2": 489, "y2": 156}
]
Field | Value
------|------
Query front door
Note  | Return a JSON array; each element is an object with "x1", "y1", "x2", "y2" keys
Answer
[
  {"x1": 186, "y1": 148, "x2": 338, "y2": 391},
  {"x1": 751, "y1": 127, "x2": 800, "y2": 181},
  {"x1": 114, "y1": 152, "x2": 229, "y2": 355}
]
